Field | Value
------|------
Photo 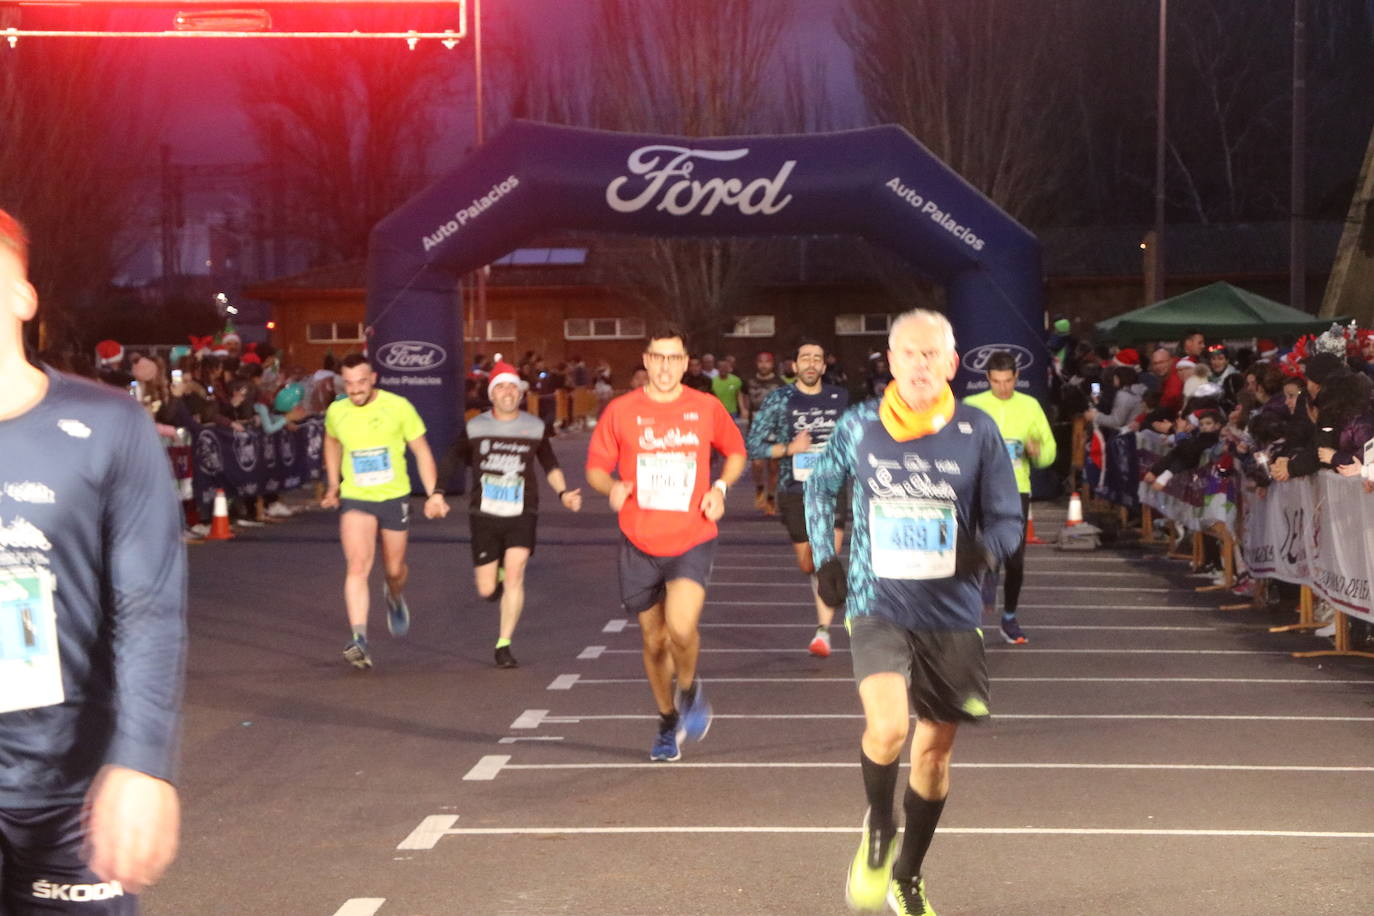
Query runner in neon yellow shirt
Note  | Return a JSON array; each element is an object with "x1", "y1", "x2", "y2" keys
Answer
[
  {"x1": 322, "y1": 353, "x2": 438, "y2": 670},
  {"x1": 963, "y1": 351, "x2": 1055, "y2": 644}
]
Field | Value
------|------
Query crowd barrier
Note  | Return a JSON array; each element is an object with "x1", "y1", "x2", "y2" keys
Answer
[
  {"x1": 1090, "y1": 426, "x2": 1374, "y2": 661},
  {"x1": 178, "y1": 417, "x2": 326, "y2": 506}
]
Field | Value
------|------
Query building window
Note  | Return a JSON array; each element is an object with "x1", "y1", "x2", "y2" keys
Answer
[
  {"x1": 306, "y1": 321, "x2": 365, "y2": 343},
  {"x1": 835, "y1": 313, "x2": 892, "y2": 336},
  {"x1": 564, "y1": 317, "x2": 646, "y2": 340},
  {"x1": 465, "y1": 319, "x2": 516, "y2": 342},
  {"x1": 724, "y1": 315, "x2": 775, "y2": 338}
]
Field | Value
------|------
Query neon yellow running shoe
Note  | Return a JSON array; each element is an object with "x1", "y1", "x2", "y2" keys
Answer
[
  {"x1": 887, "y1": 875, "x2": 937, "y2": 915},
  {"x1": 845, "y1": 809, "x2": 896, "y2": 912}
]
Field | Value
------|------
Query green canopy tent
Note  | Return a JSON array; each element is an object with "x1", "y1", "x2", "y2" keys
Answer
[{"x1": 1094, "y1": 282, "x2": 1348, "y2": 342}]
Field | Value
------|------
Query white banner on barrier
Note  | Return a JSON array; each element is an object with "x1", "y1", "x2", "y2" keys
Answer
[
  {"x1": 1309, "y1": 475, "x2": 1374, "y2": 625},
  {"x1": 1242, "y1": 478, "x2": 1312, "y2": 585},
  {"x1": 1241, "y1": 475, "x2": 1374, "y2": 625}
]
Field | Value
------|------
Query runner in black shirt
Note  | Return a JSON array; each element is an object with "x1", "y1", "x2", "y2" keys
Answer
[{"x1": 429, "y1": 362, "x2": 581, "y2": 667}]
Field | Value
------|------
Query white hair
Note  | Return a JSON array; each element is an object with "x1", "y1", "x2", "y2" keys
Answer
[{"x1": 888, "y1": 309, "x2": 956, "y2": 353}]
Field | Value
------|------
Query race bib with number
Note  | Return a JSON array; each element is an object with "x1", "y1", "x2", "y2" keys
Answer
[
  {"x1": 0, "y1": 567, "x2": 64, "y2": 714},
  {"x1": 869, "y1": 499, "x2": 957, "y2": 580},
  {"x1": 480, "y1": 473, "x2": 526, "y2": 517},
  {"x1": 792, "y1": 448, "x2": 823, "y2": 482},
  {"x1": 350, "y1": 447, "x2": 394, "y2": 488},
  {"x1": 636, "y1": 452, "x2": 697, "y2": 512}
]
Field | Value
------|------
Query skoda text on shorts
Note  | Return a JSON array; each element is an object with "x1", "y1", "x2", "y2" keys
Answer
[
  {"x1": 429, "y1": 363, "x2": 582, "y2": 669},
  {"x1": 745, "y1": 340, "x2": 851, "y2": 657},
  {"x1": 802, "y1": 309, "x2": 1022, "y2": 913},
  {"x1": 963, "y1": 351, "x2": 1056, "y2": 645},
  {"x1": 585, "y1": 326, "x2": 747, "y2": 762},
  {"x1": 321, "y1": 353, "x2": 439, "y2": 670},
  {"x1": 0, "y1": 209, "x2": 187, "y2": 912}
]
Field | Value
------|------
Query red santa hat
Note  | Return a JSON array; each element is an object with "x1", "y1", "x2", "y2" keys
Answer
[
  {"x1": 1175, "y1": 357, "x2": 1197, "y2": 371},
  {"x1": 487, "y1": 361, "x2": 524, "y2": 395},
  {"x1": 1256, "y1": 339, "x2": 1278, "y2": 359},
  {"x1": 1112, "y1": 348, "x2": 1140, "y2": 367},
  {"x1": 95, "y1": 339, "x2": 124, "y2": 367}
]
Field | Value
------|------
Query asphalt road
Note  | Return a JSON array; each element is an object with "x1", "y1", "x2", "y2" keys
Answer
[{"x1": 146, "y1": 432, "x2": 1374, "y2": 916}]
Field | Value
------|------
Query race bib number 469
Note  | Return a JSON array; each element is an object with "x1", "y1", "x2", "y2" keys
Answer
[
  {"x1": 869, "y1": 499, "x2": 957, "y2": 580},
  {"x1": 0, "y1": 567, "x2": 63, "y2": 714}
]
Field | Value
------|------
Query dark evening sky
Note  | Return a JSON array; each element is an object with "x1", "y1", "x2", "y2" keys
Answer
[{"x1": 133, "y1": 0, "x2": 862, "y2": 165}]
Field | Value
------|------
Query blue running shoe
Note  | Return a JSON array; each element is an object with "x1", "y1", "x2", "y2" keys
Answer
[
  {"x1": 649, "y1": 726, "x2": 680, "y2": 762},
  {"x1": 676, "y1": 680, "x2": 713, "y2": 742},
  {"x1": 999, "y1": 616, "x2": 1027, "y2": 645},
  {"x1": 384, "y1": 584, "x2": 410, "y2": 637},
  {"x1": 343, "y1": 636, "x2": 372, "y2": 670}
]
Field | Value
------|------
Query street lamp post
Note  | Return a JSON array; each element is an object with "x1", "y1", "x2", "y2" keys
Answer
[
  {"x1": 471, "y1": 0, "x2": 487, "y2": 353},
  {"x1": 1152, "y1": 0, "x2": 1167, "y2": 305}
]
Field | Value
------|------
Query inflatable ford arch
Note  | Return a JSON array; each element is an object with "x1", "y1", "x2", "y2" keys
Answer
[{"x1": 367, "y1": 120, "x2": 1045, "y2": 460}]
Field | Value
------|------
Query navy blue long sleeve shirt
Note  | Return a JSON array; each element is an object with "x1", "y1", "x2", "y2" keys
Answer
[{"x1": 1, "y1": 367, "x2": 187, "y2": 806}]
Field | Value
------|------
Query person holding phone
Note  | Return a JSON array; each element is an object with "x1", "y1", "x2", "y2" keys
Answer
[{"x1": 963, "y1": 350, "x2": 1056, "y2": 645}]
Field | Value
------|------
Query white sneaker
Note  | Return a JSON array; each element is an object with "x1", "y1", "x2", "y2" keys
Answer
[
  {"x1": 188, "y1": 524, "x2": 210, "y2": 538},
  {"x1": 266, "y1": 502, "x2": 294, "y2": 518},
  {"x1": 238, "y1": 519, "x2": 265, "y2": 528},
  {"x1": 1314, "y1": 623, "x2": 1335, "y2": 638}
]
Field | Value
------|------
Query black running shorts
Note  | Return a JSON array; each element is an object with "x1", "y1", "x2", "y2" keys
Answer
[
  {"x1": 776, "y1": 488, "x2": 850, "y2": 545},
  {"x1": 848, "y1": 615, "x2": 991, "y2": 724},
  {"x1": 469, "y1": 513, "x2": 538, "y2": 566},
  {"x1": 618, "y1": 536, "x2": 717, "y2": 615},
  {"x1": 339, "y1": 496, "x2": 409, "y2": 532},
  {"x1": 0, "y1": 803, "x2": 137, "y2": 914}
]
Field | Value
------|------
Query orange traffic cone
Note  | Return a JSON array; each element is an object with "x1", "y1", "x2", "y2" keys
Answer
[
  {"x1": 206, "y1": 489, "x2": 234, "y2": 540},
  {"x1": 1025, "y1": 505, "x2": 1046, "y2": 544},
  {"x1": 1066, "y1": 491, "x2": 1084, "y2": 526}
]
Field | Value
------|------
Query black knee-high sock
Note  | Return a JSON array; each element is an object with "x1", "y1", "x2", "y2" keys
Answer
[
  {"x1": 894, "y1": 785, "x2": 946, "y2": 881},
  {"x1": 860, "y1": 750, "x2": 900, "y2": 841}
]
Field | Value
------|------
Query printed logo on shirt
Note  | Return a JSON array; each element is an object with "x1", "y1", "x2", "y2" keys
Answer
[
  {"x1": 56, "y1": 419, "x2": 91, "y2": 439},
  {"x1": 865, "y1": 456, "x2": 958, "y2": 502},
  {"x1": 935, "y1": 460, "x2": 961, "y2": 475},
  {"x1": 0, "y1": 516, "x2": 53, "y2": 551},
  {"x1": 480, "y1": 439, "x2": 491, "y2": 455},
  {"x1": 32, "y1": 879, "x2": 125, "y2": 901},
  {"x1": 638, "y1": 427, "x2": 701, "y2": 451},
  {"x1": 3, "y1": 483, "x2": 55, "y2": 504},
  {"x1": 957, "y1": 422, "x2": 973, "y2": 434},
  {"x1": 684, "y1": 412, "x2": 700, "y2": 421},
  {"x1": 868, "y1": 454, "x2": 901, "y2": 470},
  {"x1": 902, "y1": 454, "x2": 931, "y2": 473}
]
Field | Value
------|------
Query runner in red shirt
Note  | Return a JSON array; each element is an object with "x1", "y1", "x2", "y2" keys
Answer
[{"x1": 586, "y1": 326, "x2": 747, "y2": 762}]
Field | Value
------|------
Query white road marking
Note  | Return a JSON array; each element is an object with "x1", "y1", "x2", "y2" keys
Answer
[
  {"x1": 333, "y1": 899, "x2": 386, "y2": 916},
  {"x1": 596, "y1": 647, "x2": 1281, "y2": 656},
  {"x1": 498, "y1": 736, "x2": 566, "y2": 744},
  {"x1": 633, "y1": 623, "x2": 1218, "y2": 632},
  {"x1": 397, "y1": 815, "x2": 461, "y2": 850},
  {"x1": 578, "y1": 645, "x2": 606, "y2": 659},
  {"x1": 496, "y1": 761, "x2": 1374, "y2": 774},
  {"x1": 401, "y1": 824, "x2": 1374, "y2": 839},
  {"x1": 704, "y1": 601, "x2": 1215, "y2": 609},
  {"x1": 564, "y1": 675, "x2": 1374, "y2": 686},
  {"x1": 602, "y1": 619, "x2": 629, "y2": 633},
  {"x1": 462, "y1": 755, "x2": 511, "y2": 781},
  {"x1": 547, "y1": 674, "x2": 580, "y2": 690},
  {"x1": 504, "y1": 713, "x2": 1374, "y2": 724},
  {"x1": 511, "y1": 709, "x2": 548, "y2": 729}
]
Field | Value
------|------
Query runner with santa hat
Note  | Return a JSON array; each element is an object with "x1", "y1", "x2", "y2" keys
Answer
[{"x1": 428, "y1": 361, "x2": 582, "y2": 668}]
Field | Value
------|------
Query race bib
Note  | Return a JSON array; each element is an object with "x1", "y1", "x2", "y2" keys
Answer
[
  {"x1": 0, "y1": 567, "x2": 63, "y2": 714},
  {"x1": 480, "y1": 473, "x2": 525, "y2": 517},
  {"x1": 793, "y1": 448, "x2": 823, "y2": 482},
  {"x1": 869, "y1": 499, "x2": 957, "y2": 580},
  {"x1": 350, "y1": 447, "x2": 394, "y2": 487},
  {"x1": 1005, "y1": 439, "x2": 1025, "y2": 464},
  {"x1": 637, "y1": 452, "x2": 696, "y2": 512}
]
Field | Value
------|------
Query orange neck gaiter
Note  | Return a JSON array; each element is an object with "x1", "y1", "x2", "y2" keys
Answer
[{"x1": 879, "y1": 382, "x2": 956, "y2": 442}]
